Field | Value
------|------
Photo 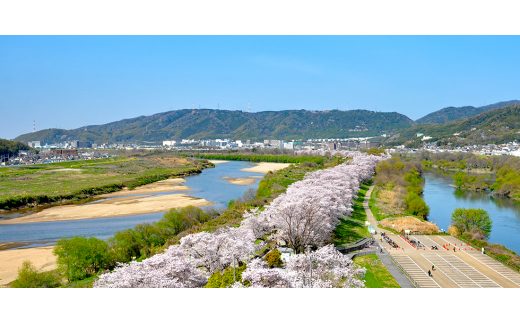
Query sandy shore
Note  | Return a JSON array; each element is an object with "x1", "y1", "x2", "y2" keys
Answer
[
  {"x1": 0, "y1": 193, "x2": 213, "y2": 224},
  {"x1": 241, "y1": 162, "x2": 292, "y2": 174},
  {"x1": 222, "y1": 177, "x2": 256, "y2": 185},
  {"x1": 0, "y1": 246, "x2": 57, "y2": 285},
  {"x1": 99, "y1": 178, "x2": 189, "y2": 197}
]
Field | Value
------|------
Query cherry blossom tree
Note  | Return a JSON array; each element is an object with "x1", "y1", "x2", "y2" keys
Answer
[
  {"x1": 179, "y1": 227, "x2": 264, "y2": 274},
  {"x1": 234, "y1": 245, "x2": 366, "y2": 288},
  {"x1": 241, "y1": 207, "x2": 274, "y2": 240},
  {"x1": 285, "y1": 244, "x2": 366, "y2": 288},
  {"x1": 256, "y1": 152, "x2": 388, "y2": 252},
  {"x1": 233, "y1": 258, "x2": 291, "y2": 288},
  {"x1": 94, "y1": 245, "x2": 207, "y2": 288}
]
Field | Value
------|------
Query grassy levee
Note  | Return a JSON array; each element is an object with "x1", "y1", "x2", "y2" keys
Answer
[
  {"x1": 0, "y1": 156, "x2": 211, "y2": 211},
  {"x1": 369, "y1": 186, "x2": 385, "y2": 221},
  {"x1": 333, "y1": 181, "x2": 371, "y2": 247},
  {"x1": 182, "y1": 153, "x2": 324, "y2": 165},
  {"x1": 353, "y1": 254, "x2": 400, "y2": 288}
]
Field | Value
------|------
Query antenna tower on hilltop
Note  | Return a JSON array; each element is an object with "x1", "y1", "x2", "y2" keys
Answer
[
  {"x1": 249, "y1": 101, "x2": 251, "y2": 113},
  {"x1": 33, "y1": 120, "x2": 35, "y2": 132},
  {"x1": 85, "y1": 121, "x2": 87, "y2": 131},
  {"x1": 192, "y1": 103, "x2": 195, "y2": 114}
]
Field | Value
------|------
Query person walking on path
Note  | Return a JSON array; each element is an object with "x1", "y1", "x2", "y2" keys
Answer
[
  {"x1": 428, "y1": 270, "x2": 431, "y2": 277},
  {"x1": 432, "y1": 264, "x2": 435, "y2": 271}
]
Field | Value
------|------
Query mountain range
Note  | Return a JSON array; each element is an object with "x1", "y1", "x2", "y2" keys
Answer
[
  {"x1": 389, "y1": 103, "x2": 520, "y2": 146},
  {"x1": 415, "y1": 100, "x2": 520, "y2": 124},
  {"x1": 11, "y1": 99, "x2": 520, "y2": 145},
  {"x1": 14, "y1": 109, "x2": 415, "y2": 144}
]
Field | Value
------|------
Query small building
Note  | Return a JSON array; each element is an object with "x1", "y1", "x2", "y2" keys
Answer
[
  {"x1": 56, "y1": 149, "x2": 77, "y2": 155},
  {"x1": 28, "y1": 141, "x2": 41, "y2": 148}
]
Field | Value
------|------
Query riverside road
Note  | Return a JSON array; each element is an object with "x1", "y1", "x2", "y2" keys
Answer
[{"x1": 364, "y1": 185, "x2": 520, "y2": 288}]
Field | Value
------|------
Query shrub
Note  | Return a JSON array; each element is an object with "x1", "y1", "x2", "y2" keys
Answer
[
  {"x1": 204, "y1": 263, "x2": 247, "y2": 288},
  {"x1": 470, "y1": 227, "x2": 487, "y2": 241},
  {"x1": 264, "y1": 249, "x2": 284, "y2": 268},
  {"x1": 11, "y1": 261, "x2": 62, "y2": 288},
  {"x1": 447, "y1": 226, "x2": 460, "y2": 235},
  {"x1": 300, "y1": 161, "x2": 318, "y2": 168}
]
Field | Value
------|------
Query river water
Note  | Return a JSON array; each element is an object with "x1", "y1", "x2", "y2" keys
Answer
[
  {"x1": 423, "y1": 170, "x2": 520, "y2": 253},
  {"x1": 0, "y1": 161, "x2": 261, "y2": 248}
]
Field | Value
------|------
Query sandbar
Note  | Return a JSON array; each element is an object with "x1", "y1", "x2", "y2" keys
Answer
[
  {"x1": 99, "y1": 178, "x2": 189, "y2": 197},
  {"x1": 241, "y1": 162, "x2": 292, "y2": 174},
  {"x1": 0, "y1": 246, "x2": 57, "y2": 285},
  {"x1": 0, "y1": 193, "x2": 213, "y2": 224},
  {"x1": 209, "y1": 160, "x2": 230, "y2": 164},
  {"x1": 222, "y1": 177, "x2": 256, "y2": 185}
]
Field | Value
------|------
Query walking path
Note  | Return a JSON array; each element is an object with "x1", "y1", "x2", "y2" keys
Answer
[
  {"x1": 363, "y1": 184, "x2": 415, "y2": 288},
  {"x1": 362, "y1": 183, "x2": 520, "y2": 288}
]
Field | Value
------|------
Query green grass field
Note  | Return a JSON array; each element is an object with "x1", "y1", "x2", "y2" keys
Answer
[
  {"x1": 333, "y1": 181, "x2": 371, "y2": 246},
  {"x1": 354, "y1": 254, "x2": 400, "y2": 288},
  {"x1": 0, "y1": 156, "x2": 208, "y2": 210}
]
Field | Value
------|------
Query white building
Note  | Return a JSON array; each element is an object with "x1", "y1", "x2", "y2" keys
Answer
[
  {"x1": 163, "y1": 140, "x2": 176, "y2": 146},
  {"x1": 284, "y1": 142, "x2": 294, "y2": 149},
  {"x1": 28, "y1": 141, "x2": 41, "y2": 148}
]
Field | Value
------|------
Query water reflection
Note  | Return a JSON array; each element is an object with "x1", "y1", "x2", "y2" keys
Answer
[{"x1": 423, "y1": 170, "x2": 520, "y2": 253}]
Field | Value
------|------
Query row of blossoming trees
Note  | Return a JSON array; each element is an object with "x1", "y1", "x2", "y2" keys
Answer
[{"x1": 94, "y1": 150, "x2": 388, "y2": 288}]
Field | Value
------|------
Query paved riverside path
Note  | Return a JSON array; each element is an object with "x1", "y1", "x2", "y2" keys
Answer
[
  {"x1": 362, "y1": 184, "x2": 520, "y2": 288},
  {"x1": 363, "y1": 185, "x2": 415, "y2": 288}
]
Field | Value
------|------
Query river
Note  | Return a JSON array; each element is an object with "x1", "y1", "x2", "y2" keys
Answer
[
  {"x1": 423, "y1": 170, "x2": 520, "y2": 254},
  {"x1": 0, "y1": 160, "x2": 262, "y2": 249}
]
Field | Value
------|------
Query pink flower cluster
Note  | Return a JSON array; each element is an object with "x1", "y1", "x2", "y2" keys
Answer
[
  {"x1": 235, "y1": 245, "x2": 366, "y2": 288},
  {"x1": 242, "y1": 151, "x2": 388, "y2": 252},
  {"x1": 94, "y1": 245, "x2": 208, "y2": 288}
]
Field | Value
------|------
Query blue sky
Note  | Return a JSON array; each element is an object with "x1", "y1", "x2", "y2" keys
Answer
[{"x1": 1, "y1": 36, "x2": 519, "y2": 139}]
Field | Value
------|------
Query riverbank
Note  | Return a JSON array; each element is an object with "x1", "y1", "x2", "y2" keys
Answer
[
  {"x1": 0, "y1": 192, "x2": 213, "y2": 224},
  {"x1": 0, "y1": 246, "x2": 56, "y2": 285}
]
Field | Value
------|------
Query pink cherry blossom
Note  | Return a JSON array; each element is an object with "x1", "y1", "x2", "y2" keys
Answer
[{"x1": 94, "y1": 245, "x2": 207, "y2": 288}]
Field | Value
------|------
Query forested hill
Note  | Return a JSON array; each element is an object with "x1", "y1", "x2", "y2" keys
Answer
[
  {"x1": 0, "y1": 139, "x2": 33, "y2": 156},
  {"x1": 14, "y1": 109, "x2": 416, "y2": 144},
  {"x1": 415, "y1": 100, "x2": 520, "y2": 124},
  {"x1": 392, "y1": 103, "x2": 520, "y2": 145}
]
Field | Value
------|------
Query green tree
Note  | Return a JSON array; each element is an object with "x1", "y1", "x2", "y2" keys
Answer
[
  {"x1": 405, "y1": 193, "x2": 430, "y2": 219},
  {"x1": 453, "y1": 171, "x2": 467, "y2": 188},
  {"x1": 451, "y1": 208, "x2": 492, "y2": 236},
  {"x1": 54, "y1": 236, "x2": 113, "y2": 282}
]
